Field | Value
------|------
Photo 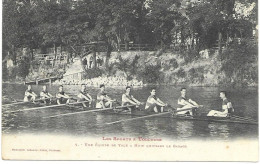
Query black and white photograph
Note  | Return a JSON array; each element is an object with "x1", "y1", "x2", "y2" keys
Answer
[{"x1": 1, "y1": 0, "x2": 258, "y2": 161}]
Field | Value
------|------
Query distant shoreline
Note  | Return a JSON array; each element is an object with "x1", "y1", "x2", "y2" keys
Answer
[{"x1": 2, "y1": 81, "x2": 257, "y2": 88}]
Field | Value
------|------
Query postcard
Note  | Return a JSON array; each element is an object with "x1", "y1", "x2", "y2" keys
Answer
[{"x1": 2, "y1": 0, "x2": 258, "y2": 161}]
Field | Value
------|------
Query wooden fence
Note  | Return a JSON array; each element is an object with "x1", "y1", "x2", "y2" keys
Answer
[{"x1": 118, "y1": 44, "x2": 155, "y2": 51}]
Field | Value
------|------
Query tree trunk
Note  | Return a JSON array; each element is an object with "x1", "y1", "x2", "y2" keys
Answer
[
  {"x1": 175, "y1": 30, "x2": 178, "y2": 46},
  {"x1": 191, "y1": 33, "x2": 195, "y2": 49},
  {"x1": 12, "y1": 45, "x2": 16, "y2": 65},
  {"x1": 124, "y1": 27, "x2": 129, "y2": 51},
  {"x1": 105, "y1": 43, "x2": 112, "y2": 69},
  {"x1": 116, "y1": 34, "x2": 120, "y2": 51},
  {"x1": 30, "y1": 48, "x2": 34, "y2": 61},
  {"x1": 218, "y1": 31, "x2": 222, "y2": 55},
  {"x1": 92, "y1": 46, "x2": 97, "y2": 69},
  {"x1": 79, "y1": 56, "x2": 87, "y2": 72},
  {"x1": 181, "y1": 28, "x2": 185, "y2": 51},
  {"x1": 160, "y1": 31, "x2": 163, "y2": 49},
  {"x1": 125, "y1": 42, "x2": 129, "y2": 51},
  {"x1": 60, "y1": 45, "x2": 62, "y2": 62},
  {"x1": 53, "y1": 43, "x2": 57, "y2": 67},
  {"x1": 226, "y1": 32, "x2": 229, "y2": 46}
]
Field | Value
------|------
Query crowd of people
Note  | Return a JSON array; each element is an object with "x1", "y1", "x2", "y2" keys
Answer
[{"x1": 53, "y1": 76, "x2": 144, "y2": 87}]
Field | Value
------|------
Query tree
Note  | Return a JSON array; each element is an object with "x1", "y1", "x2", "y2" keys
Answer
[
  {"x1": 3, "y1": 0, "x2": 21, "y2": 64},
  {"x1": 36, "y1": 1, "x2": 70, "y2": 66}
]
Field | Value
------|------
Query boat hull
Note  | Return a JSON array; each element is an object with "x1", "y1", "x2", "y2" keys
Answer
[{"x1": 93, "y1": 106, "x2": 258, "y2": 125}]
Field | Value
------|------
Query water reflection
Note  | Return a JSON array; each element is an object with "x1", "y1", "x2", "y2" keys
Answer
[
  {"x1": 175, "y1": 121, "x2": 194, "y2": 140},
  {"x1": 208, "y1": 123, "x2": 230, "y2": 140},
  {"x1": 1, "y1": 83, "x2": 258, "y2": 140}
]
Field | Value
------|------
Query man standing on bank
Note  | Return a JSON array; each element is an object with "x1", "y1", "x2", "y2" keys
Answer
[
  {"x1": 177, "y1": 88, "x2": 200, "y2": 115},
  {"x1": 207, "y1": 91, "x2": 234, "y2": 117},
  {"x1": 145, "y1": 88, "x2": 167, "y2": 113}
]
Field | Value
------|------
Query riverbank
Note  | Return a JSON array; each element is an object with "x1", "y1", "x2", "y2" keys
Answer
[
  {"x1": 53, "y1": 75, "x2": 144, "y2": 87},
  {"x1": 5, "y1": 41, "x2": 257, "y2": 88}
]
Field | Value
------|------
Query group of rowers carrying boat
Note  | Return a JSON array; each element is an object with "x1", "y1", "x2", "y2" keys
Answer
[{"x1": 24, "y1": 84, "x2": 234, "y2": 118}]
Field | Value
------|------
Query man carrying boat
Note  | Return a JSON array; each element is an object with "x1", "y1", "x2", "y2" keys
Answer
[
  {"x1": 40, "y1": 85, "x2": 53, "y2": 104},
  {"x1": 207, "y1": 91, "x2": 234, "y2": 117},
  {"x1": 56, "y1": 85, "x2": 71, "y2": 104},
  {"x1": 121, "y1": 86, "x2": 142, "y2": 110},
  {"x1": 77, "y1": 84, "x2": 93, "y2": 107},
  {"x1": 24, "y1": 85, "x2": 37, "y2": 102},
  {"x1": 145, "y1": 88, "x2": 167, "y2": 113},
  {"x1": 177, "y1": 88, "x2": 200, "y2": 115},
  {"x1": 96, "y1": 84, "x2": 115, "y2": 108}
]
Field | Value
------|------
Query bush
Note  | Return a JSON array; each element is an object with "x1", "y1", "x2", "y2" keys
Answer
[
  {"x1": 220, "y1": 39, "x2": 258, "y2": 86},
  {"x1": 176, "y1": 68, "x2": 186, "y2": 78},
  {"x1": 182, "y1": 49, "x2": 200, "y2": 63},
  {"x1": 141, "y1": 64, "x2": 161, "y2": 83},
  {"x1": 83, "y1": 68, "x2": 103, "y2": 79},
  {"x1": 16, "y1": 57, "x2": 30, "y2": 79},
  {"x1": 169, "y1": 58, "x2": 179, "y2": 68},
  {"x1": 2, "y1": 64, "x2": 8, "y2": 81}
]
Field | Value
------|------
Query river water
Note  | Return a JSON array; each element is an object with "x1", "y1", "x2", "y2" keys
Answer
[{"x1": 2, "y1": 83, "x2": 258, "y2": 141}]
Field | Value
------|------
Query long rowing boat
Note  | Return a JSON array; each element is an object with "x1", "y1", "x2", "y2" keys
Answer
[
  {"x1": 101, "y1": 107, "x2": 258, "y2": 125},
  {"x1": 3, "y1": 100, "x2": 258, "y2": 125},
  {"x1": 44, "y1": 104, "x2": 258, "y2": 125}
]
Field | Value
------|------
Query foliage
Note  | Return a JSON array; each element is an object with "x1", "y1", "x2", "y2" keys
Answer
[
  {"x1": 83, "y1": 68, "x2": 103, "y2": 79},
  {"x1": 2, "y1": 0, "x2": 258, "y2": 86},
  {"x1": 220, "y1": 39, "x2": 257, "y2": 86},
  {"x1": 188, "y1": 67, "x2": 204, "y2": 83},
  {"x1": 3, "y1": 0, "x2": 257, "y2": 52},
  {"x1": 17, "y1": 57, "x2": 31, "y2": 80},
  {"x1": 141, "y1": 64, "x2": 161, "y2": 83},
  {"x1": 176, "y1": 68, "x2": 186, "y2": 78},
  {"x1": 169, "y1": 58, "x2": 179, "y2": 69},
  {"x1": 115, "y1": 55, "x2": 141, "y2": 79},
  {"x1": 182, "y1": 49, "x2": 200, "y2": 63}
]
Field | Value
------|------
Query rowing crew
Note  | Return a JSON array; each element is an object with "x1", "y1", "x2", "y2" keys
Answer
[
  {"x1": 24, "y1": 85, "x2": 234, "y2": 118},
  {"x1": 23, "y1": 85, "x2": 92, "y2": 107},
  {"x1": 176, "y1": 88, "x2": 234, "y2": 117}
]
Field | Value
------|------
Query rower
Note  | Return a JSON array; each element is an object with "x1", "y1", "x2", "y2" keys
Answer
[
  {"x1": 122, "y1": 86, "x2": 142, "y2": 110},
  {"x1": 24, "y1": 85, "x2": 37, "y2": 102},
  {"x1": 145, "y1": 88, "x2": 167, "y2": 113},
  {"x1": 56, "y1": 85, "x2": 71, "y2": 104},
  {"x1": 40, "y1": 85, "x2": 53, "y2": 104},
  {"x1": 207, "y1": 91, "x2": 234, "y2": 117},
  {"x1": 77, "y1": 84, "x2": 92, "y2": 107},
  {"x1": 96, "y1": 84, "x2": 115, "y2": 108},
  {"x1": 177, "y1": 88, "x2": 199, "y2": 115}
]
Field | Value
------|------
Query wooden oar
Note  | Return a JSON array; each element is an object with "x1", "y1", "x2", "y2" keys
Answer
[
  {"x1": 5, "y1": 100, "x2": 90, "y2": 113},
  {"x1": 2, "y1": 97, "x2": 55, "y2": 107},
  {"x1": 105, "y1": 111, "x2": 171, "y2": 125},
  {"x1": 44, "y1": 104, "x2": 136, "y2": 119},
  {"x1": 2, "y1": 101, "x2": 28, "y2": 106}
]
